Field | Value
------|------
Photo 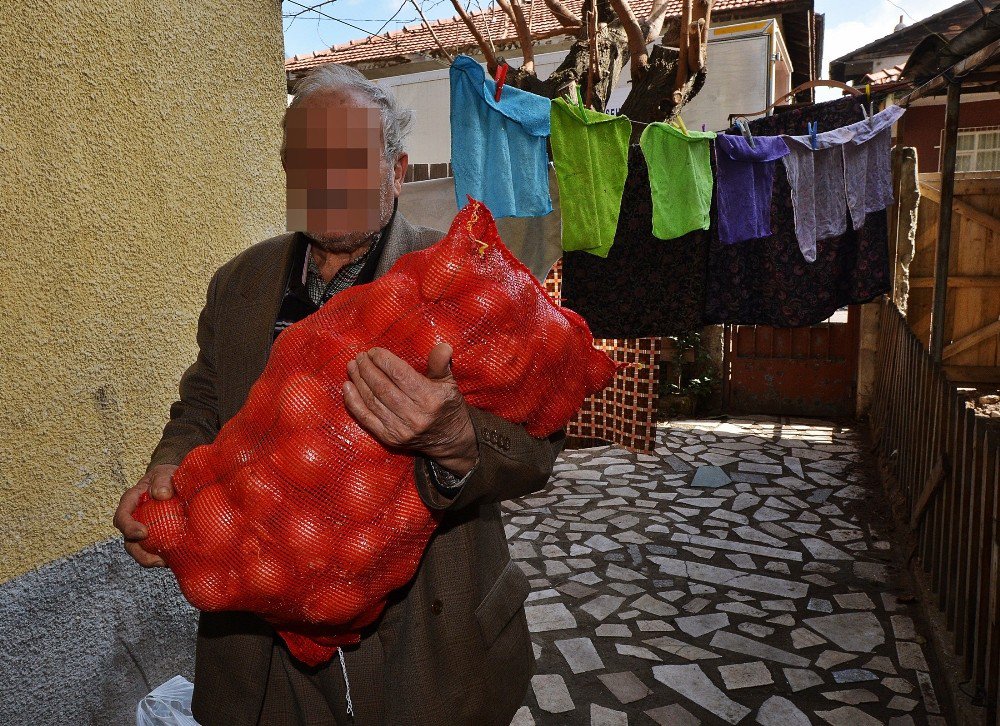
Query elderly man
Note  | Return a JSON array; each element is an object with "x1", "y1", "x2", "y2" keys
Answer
[{"x1": 114, "y1": 64, "x2": 563, "y2": 726}]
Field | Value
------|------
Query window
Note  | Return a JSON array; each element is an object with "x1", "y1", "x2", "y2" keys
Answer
[{"x1": 942, "y1": 126, "x2": 1000, "y2": 172}]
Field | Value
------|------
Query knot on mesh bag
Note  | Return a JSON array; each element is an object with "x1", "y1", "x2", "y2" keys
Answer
[{"x1": 135, "y1": 199, "x2": 618, "y2": 666}]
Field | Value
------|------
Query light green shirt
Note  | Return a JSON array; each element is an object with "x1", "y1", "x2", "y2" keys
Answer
[
  {"x1": 639, "y1": 122, "x2": 717, "y2": 240},
  {"x1": 550, "y1": 97, "x2": 632, "y2": 258}
]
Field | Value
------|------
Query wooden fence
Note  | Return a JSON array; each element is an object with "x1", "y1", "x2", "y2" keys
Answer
[
  {"x1": 871, "y1": 297, "x2": 1000, "y2": 719},
  {"x1": 910, "y1": 173, "x2": 1000, "y2": 385}
]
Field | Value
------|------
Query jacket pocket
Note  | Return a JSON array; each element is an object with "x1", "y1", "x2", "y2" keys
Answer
[{"x1": 474, "y1": 559, "x2": 531, "y2": 647}]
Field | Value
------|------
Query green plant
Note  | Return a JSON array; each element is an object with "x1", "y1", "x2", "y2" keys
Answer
[{"x1": 660, "y1": 332, "x2": 719, "y2": 404}]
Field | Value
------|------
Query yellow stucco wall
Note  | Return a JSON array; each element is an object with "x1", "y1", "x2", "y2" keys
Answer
[{"x1": 0, "y1": 2, "x2": 287, "y2": 582}]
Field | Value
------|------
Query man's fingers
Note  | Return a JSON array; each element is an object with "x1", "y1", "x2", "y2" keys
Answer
[
  {"x1": 343, "y1": 380, "x2": 393, "y2": 443},
  {"x1": 125, "y1": 541, "x2": 165, "y2": 568},
  {"x1": 353, "y1": 353, "x2": 420, "y2": 418},
  {"x1": 365, "y1": 348, "x2": 425, "y2": 402},
  {"x1": 426, "y1": 342, "x2": 454, "y2": 381},
  {"x1": 113, "y1": 485, "x2": 149, "y2": 541},
  {"x1": 149, "y1": 469, "x2": 175, "y2": 501}
]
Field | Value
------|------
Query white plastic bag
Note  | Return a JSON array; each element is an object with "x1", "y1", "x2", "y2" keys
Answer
[{"x1": 136, "y1": 675, "x2": 200, "y2": 726}]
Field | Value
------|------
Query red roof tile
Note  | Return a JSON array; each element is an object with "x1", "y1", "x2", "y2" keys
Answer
[{"x1": 286, "y1": 0, "x2": 803, "y2": 72}]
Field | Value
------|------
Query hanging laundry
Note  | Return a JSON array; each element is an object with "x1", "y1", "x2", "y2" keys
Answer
[
  {"x1": 714, "y1": 134, "x2": 789, "y2": 244},
  {"x1": 562, "y1": 145, "x2": 708, "y2": 338},
  {"x1": 844, "y1": 104, "x2": 906, "y2": 225},
  {"x1": 638, "y1": 122, "x2": 716, "y2": 240},
  {"x1": 398, "y1": 168, "x2": 563, "y2": 281},
  {"x1": 704, "y1": 96, "x2": 892, "y2": 327},
  {"x1": 550, "y1": 96, "x2": 631, "y2": 257},
  {"x1": 449, "y1": 55, "x2": 552, "y2": 218},
  {"x1": 782, "y1": 104, "x2": 906, "y2": 262}
]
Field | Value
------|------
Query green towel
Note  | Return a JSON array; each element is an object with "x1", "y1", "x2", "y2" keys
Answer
[
  {"x1": 550, "y1": 96, "x2": 631, "y2": 258},
  {"x1": 639, "y1": 122, "x2": 717, "y2": 240}
]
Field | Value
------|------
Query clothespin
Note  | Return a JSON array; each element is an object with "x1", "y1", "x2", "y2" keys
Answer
[
  {"x1": 865, "y1": 83, "x2": 874, "y2": 120},
  {"x1": 672, "y1": 113, "x2": 689, "y2": 136},
  {"x1": 493, "y1": 61, "x2": 509, "y2": 102},
  {"x1": 575, "y1": 84, "x2": 586, "y2": 114},
  {"x1": 807, "y1": 121, "x2": 819, "y2": 150},
  {"x1": 702, "y1": 124, "x2": 707, "y2": 132},
  {"x1": 734, "y1": 117, "x2": 755, "y2": 149}
]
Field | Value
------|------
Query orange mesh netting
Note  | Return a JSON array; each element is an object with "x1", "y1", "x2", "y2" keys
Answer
[{"x1": 134, "y1": 200, "x2": 617, "y2": 666}]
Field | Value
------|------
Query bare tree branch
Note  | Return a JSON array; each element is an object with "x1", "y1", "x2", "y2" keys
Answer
[
  {"x1": 542, "y1": 0, "x2": 581, "y2": 28},
  {"x1": 450, "y1": 0, "x2": 498, "y2": 71},
  {"x1": 609, "y1": 0, "x2": 649, "y2": 81},
  {"x1": 674, "y1": 0, "x2": 692, "y2": 98},
  {"x1": 585, "y1": 5, "x2": 599, "y2": 107},
  {"x1": 501, "y1": 0, "x2": 536, "y2": 73},
  {"x1": 644, "y1": 0, "x2": 671, "y2": 43},
  {"x1": 411, "y1": 0, "x2": 454, "y2": 62},
  {"x1": 495, "y1": 0, "x2": 516, "y2": 22}
]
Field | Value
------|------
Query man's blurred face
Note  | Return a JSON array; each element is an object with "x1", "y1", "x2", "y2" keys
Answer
[{"x1": 284, "y1": 90, "x2": 396, "y2": 252}]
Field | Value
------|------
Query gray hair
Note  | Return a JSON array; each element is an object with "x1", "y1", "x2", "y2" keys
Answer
[{"x1": 288, "y1": 63, "x2": 414, "y2": 162}]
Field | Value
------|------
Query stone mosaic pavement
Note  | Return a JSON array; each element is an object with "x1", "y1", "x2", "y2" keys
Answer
[{"x1": 506, "y1": 418, "x2": 949, "y2": 725}]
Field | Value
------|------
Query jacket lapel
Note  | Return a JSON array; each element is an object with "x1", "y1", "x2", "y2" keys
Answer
[
  {"x1": 227, "y1": 234, "x2": 298, "y2": 417},
  {"x1": 223, "y1": 210, "x2": 423, "y2": 420},
  {"x1": 375, "y1": 209, "x2": 421, "y2": 279}
]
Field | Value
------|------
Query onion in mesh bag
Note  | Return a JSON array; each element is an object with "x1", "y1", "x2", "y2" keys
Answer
[{"x1": 135, "y1": 199, "x2": 617, "y2": 665}]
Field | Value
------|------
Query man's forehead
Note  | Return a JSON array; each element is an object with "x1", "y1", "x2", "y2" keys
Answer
[{"x1": 286, "y1": 102, "x2": 381, "y2": 131}]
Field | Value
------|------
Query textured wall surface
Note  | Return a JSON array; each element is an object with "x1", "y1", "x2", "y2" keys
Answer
[
  {"x1": 0, "y1": 1, "x2": 287, "y2": 582},
  {"x1": 0, "y1": 541, "x2": 197, "y2": 724}
]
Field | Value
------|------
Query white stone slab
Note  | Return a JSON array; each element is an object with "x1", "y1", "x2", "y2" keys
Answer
[
  {"x1": 652, "y1": 664, "x2": 752, "y2": 724},
  {"x1": 710, "y1": 630, "x2": 810, "y2": 667},
  {"x1": 554, "y1": 637, "x2": 605, "y2": 674},
  {"x1": 531, "y1": 674, "x2": 575, "y2": 714},
  {"x1": 756, "y1": 695, "x2": 811, "y2": 726},
  {"x1": 651, "y1": 557, "x2": 809, "y2": 599}
]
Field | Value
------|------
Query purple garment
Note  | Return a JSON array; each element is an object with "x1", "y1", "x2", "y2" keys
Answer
[{"x1": 714, "y1": 134, "x2": 790, "y2": 244}]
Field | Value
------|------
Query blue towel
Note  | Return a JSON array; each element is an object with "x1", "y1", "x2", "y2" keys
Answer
[{"x1": 449, "y1": 55, "x2": 552, "y2": 218}]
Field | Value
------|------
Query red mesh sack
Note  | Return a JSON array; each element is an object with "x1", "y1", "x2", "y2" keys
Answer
[{"x1": 135, "y1": 199, "x2": 617, "y2": 665}]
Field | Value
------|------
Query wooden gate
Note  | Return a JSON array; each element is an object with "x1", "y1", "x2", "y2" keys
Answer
[
  {"x1": 723, "y1": 307, "x2": 861, "y2": 418},
  {"x1": 909, "y1": 173, "x2": 1000, "y2": 385}
]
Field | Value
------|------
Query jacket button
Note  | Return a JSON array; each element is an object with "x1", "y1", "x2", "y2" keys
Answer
[{"x1": 431, "y1": 599, "x2": 444, "y2": 615}]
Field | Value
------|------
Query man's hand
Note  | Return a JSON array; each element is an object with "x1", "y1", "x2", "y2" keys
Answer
[
  {"x1": 113, "y1": 464, "x2": 178, "y2": 568},
  {"x1": 344, "y1": 342, "x2": 478, "y2": 476}
]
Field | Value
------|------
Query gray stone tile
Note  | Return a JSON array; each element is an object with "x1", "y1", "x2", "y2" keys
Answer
[
  {"x1": 645, "y1": 704, "x2": 700, "y2": 726},
  {"x1": 718, "y1": 660, "x2": 773, "y2": 689},
  {"x1": 614, "y1": 643, "x2": 661, "y2": 661},
  {"x1": 756, "y1": 695, "x2": 811, "y2": 726},
  {"x1": 530, "y1": 674, "x2": 575, "y2": 714},
  {"x1": 590, "y1": 703, "x2": 628, "y2": 726},
  {"x1": 784, "y1": 667, "x2": 824, "y2": 692},
  {"x1": 645, "y1": 635, "x2": 722, "y2": 661},
  {"x1": 896, "y1": 641, "x2": 929, "y2": 671},
  {"x1": 803, "y1": 613, "x2": 885, "y2": 653},
  {"x1": 815, "y1": 706, "x2": 883, "y2": 725},
  {"x1": 823, "y1": 689, "x2": 878, "y2": 704},
  {"x1": 651, "y1": 558, "x2": 809, "y2": 599},
  {"x1": 815, "y1": 650, "x2": 856, "y2": 670},
  {"x1": 554, "y1": 637, "x2": 604, "y2": 674},
  {"x1": 652, "y1": 664, "x2": 752, "y2": 724},
  {"x1": 676, "y1": 612, "x2": 730, "y2": 638},
  {"x1": 802, "y1": 538, "x2": 853, "y2": 561},
  {"x1": 509, "y1": 705, "x2": 535, "y2": 725},
  {"x1": 525, "y1": 603, "x2": 577, "y2": 633},
  {"x1": 832, "y1": 668, "x2": 878, "y2": 684},
  {"x1": 882, "y1": 677, "x2": 914, "y2": 694},
  {"x1": 671, "y1": 533, "x2": 802, "y2": 562},
  {"x1": 580, "y1": 594, "x2": 626, "y2": 621},
  {"x1": 597, "y1": 671, "x2": 653, "y2": 705},
  {"x1": 709, "y1": 630, "x2": 810, "y2": 667}
]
